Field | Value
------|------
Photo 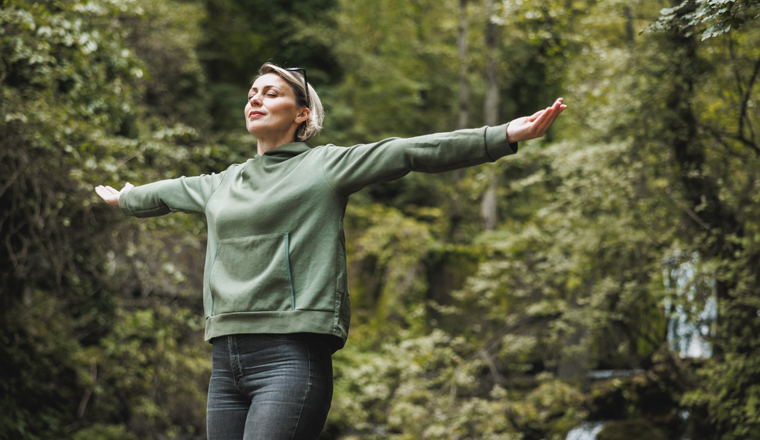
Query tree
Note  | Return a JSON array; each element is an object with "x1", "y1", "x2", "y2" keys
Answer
[
  {"x1": 0, "y1": 0, "x2": 222, "y2": 438},
  {"x1": 652, "y1": 0, "x2": 760, "y2": 40}
]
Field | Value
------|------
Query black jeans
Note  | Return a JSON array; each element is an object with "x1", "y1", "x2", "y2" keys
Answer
[{"x1": 207, "y1": 333, "x2": 333, "y2": 440}]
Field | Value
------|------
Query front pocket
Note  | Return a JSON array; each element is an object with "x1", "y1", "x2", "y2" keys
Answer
[{"x1": 209, "y1": 232, "x2": 294, "y2": 314}]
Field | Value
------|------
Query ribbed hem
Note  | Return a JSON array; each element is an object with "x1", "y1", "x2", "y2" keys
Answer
[
  {"x1": 204, "y1": 310, "x2": 347, "y2": 351},
  {"x1": 484, "y1": 124, "x2": 519, "y2": 161}
]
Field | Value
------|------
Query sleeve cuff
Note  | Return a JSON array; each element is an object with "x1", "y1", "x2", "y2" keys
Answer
[
  {"x1": 484, "y1": 124, "x2": 519, "y2": 161},
  {"x1": 118, "y1": 186, "x2": 134, "y2": 217}
]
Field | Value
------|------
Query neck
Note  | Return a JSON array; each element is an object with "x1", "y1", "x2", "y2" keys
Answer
[{"x1": 256, "y1": 130, "x2": 298, "y2": 156}]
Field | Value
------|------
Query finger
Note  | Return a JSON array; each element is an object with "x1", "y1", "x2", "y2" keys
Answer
[
  {"x1": 537, "y1": 102, "x2": 566, "y2": 134},
  {"x1": 532, "y1": 107, "x2": 554, "y2": 132},
  {"x1": 540, "y1": 99, "x2": 564, "y2": 125},
  {"x1": 527, "y1": 109, "x2": 545, "y2": 123},
  {"x1": 535, "y1": 115, "x2": 553, "y2": 136},
  {"x1": 547, "y1": 101, "x2": 567, "y2": 123},
  {"x1": 530, "y1": 99, "x2": 562, "y2": 122},
  {"x1": 534, "y1": 108, "x2": 559, "y2": 136},
  {"x1": 544, "y1": 102, "x2": 562, "y2": 125}
]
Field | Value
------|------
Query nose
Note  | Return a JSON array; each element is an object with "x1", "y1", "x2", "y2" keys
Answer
[{"x1": 249, "y1": 93, "x2": 262, "y2": 106}]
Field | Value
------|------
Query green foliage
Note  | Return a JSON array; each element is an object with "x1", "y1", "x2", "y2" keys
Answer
[
  {"x1": 198, "y1": 0, "x2": 341, "y2": 131},
  {"x1": 2, "y1": 0, "x2": 760, "y2": 438},
  {"x1": 344, "y1": 202, "x2": 434, "y2": 335},
  {"x1": 329, "y1": 330, "x2": 585, "y2": 440},
  {"x1": 82, "y1": 306, "x2": 210, "y2": 439},
  {"x1": 330, "y1": 0, "x2": 759, "y2": 437},
  {"x1": 652, "y1": 0, "x2": 760, "y2": 40},
  {"x1": 1, "y1": 0, "x2": 215, "y2": 438},
  {"x1": 298, "y1": 0, "x2": 462, "y2": 145}
]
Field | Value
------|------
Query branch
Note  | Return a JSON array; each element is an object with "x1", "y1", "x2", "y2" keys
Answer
[
  {"x1": 738, "y1": 55, "x2": 760, "y2": 148},
  {"x1": 735, "y1": 133, "x2": 760, "y2": 156},
  {"x1": 728, "y1": 35, "x2": 745, "y2": 99},
  {"x1": 479, "y1": 349, "x2": 507, "y2": 384},
  {"x1": 436, "y1": 314, "x2": 558, "y2": 400},
  {"x1": 0, "y1": 158, "x2": 28, "y2": 200},
  {"x1": 664, "y1": 189, "x2": 712, "y2": 230},
  {"x1": 703, "y1": 125, "x2": 754, "y2": 160},
  {"x1": 115, "y1": 142, "x2": 150, "y2": 170}
]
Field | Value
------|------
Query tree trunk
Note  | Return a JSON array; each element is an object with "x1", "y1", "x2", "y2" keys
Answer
[
  {"x1": 481, "y1": 0, "x2": 499, "y2": 231},
  {"x1": 664, "y1": 31, "x2": 740, "y2": 359},
  {"x1": 458, "y1": 0, "x2": 470, "y2": 131},
  {"x1": 623, "y1": 6, "x2": 634, "y2": 46},
  {"x1": 483, "y1": 0, "x2": 499, "y2": 127},
  {"x1": 450, "y1": 0, "x2": 470, "y2": 233},
  {"x1": 481, "y1": 174, "x2": 498, "y2": 231}
]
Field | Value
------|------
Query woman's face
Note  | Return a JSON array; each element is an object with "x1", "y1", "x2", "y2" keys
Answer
[{"x1": 244, "y1": 73, "x2": 303, "y2": 139}]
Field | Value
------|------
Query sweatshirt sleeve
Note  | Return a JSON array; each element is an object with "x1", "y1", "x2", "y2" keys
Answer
[
  {"x1": 320, "y1": 125, "x2": 518, "y2": 196},
  {"x1": 119, "y1": 170, "x2": 227, "y2": 218}
]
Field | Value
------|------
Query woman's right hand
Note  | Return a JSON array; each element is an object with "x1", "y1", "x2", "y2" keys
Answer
[
  {"x1": 95, "y1": 183, "x2": 134, "y2": 207},
  {"x1": 506, "y1": 98, "x2": 567, "y2": 143}
]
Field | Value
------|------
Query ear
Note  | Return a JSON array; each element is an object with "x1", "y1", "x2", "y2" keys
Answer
[{"x1": 295, "y1": 107, "x2": 310, "y2": 125}]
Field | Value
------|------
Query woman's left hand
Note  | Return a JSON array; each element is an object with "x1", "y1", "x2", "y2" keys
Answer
[
  {"x1": 95, "y1": 183, "x2": 133, "y2": 207},
  {"x1": 507, "y1": 98, "x2": 567, "y2": 143}
]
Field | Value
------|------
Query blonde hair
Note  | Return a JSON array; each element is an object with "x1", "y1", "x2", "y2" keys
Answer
[{"x1": 256, "y1": 63, "x2": 325, "y2": 142}]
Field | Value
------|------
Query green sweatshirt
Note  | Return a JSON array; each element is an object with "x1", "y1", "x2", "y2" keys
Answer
[{"x1": 119, "y1": 125, "x2": 518, "y2": 351}]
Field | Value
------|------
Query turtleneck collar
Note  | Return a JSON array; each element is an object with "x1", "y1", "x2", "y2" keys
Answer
[
  {"x1": 253, "y1": 142, "x2": 312, "y2": 163},
  {"x1": 259, "y1": 142, "x2": 311, "y2": 160}
]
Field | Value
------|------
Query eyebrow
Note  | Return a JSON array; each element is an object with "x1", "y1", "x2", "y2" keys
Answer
[{"x1": 249, "y1": 84, "x2": 283, "y2": 94}]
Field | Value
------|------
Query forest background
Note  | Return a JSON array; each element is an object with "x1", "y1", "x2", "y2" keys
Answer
[{"x1": 2, "y1": 0, "x2": 760, "y2": 439}]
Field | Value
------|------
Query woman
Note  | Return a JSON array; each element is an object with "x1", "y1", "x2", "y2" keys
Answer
[{"x1": 95, "y1": 63, "x2": 566, "y2": 440}]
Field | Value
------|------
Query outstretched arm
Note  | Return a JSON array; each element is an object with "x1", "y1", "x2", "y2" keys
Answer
[
  {"x1": 317, "y1": 98, "x2": 567, "y2": 196},
  {"x1": 507, "y1": 98, "x2": 567, "y2": 143},
  {"x1": 95, "y1": 171, "x2": 228, "y2": 218},
  {"x1": 95, "y1": 183, "x2": 134, "y2": 207}
]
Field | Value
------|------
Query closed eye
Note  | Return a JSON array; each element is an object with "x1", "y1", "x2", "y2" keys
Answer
[{"x1": 247, "y1": 93, "x2": 278, "y2": 100}]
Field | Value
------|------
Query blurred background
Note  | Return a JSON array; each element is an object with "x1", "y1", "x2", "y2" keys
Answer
[{"x1": 1, "y1": 0, "x2": 759, "y2": 439}]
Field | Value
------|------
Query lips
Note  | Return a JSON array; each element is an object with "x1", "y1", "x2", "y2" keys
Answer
[{"x1": 249, "y1": 111, "x2": 265, "y2": 118}]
